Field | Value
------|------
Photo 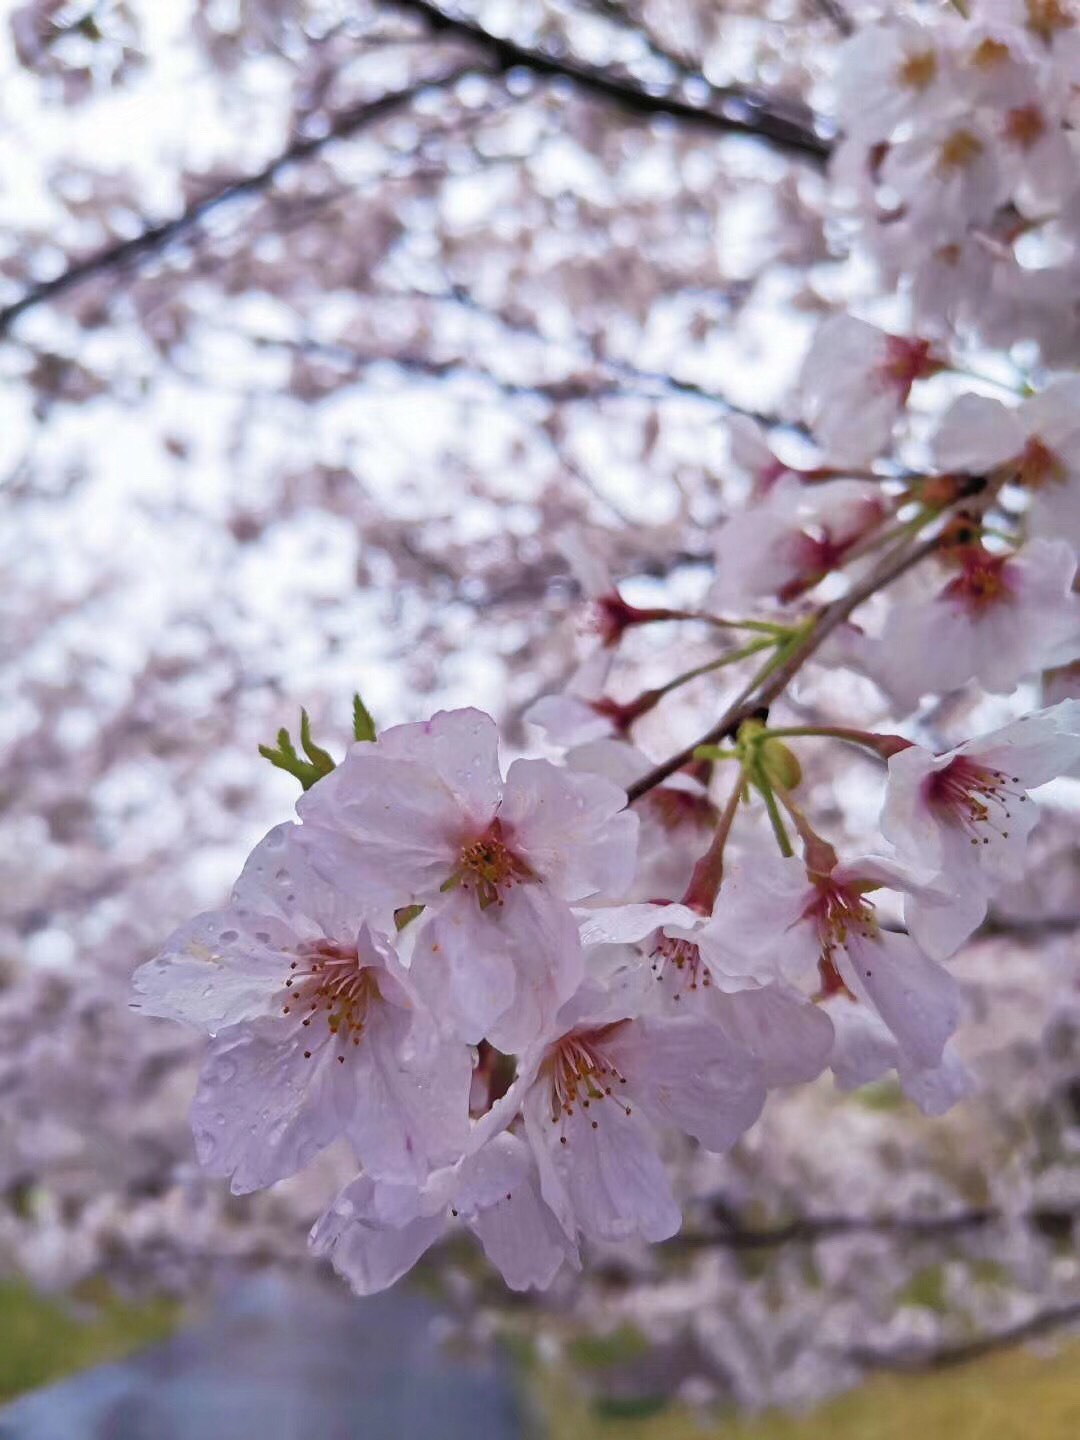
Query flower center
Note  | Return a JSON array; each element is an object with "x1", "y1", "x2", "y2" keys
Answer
[
  {"x1": 804, "y1": 879, "x2": 878, "y2": 970},
  {"x1": 923, "y1": 756, "x2": 1026, "y2": 846},
  {"x1": 938, "y1": 129, "x2": 984, "y2": 173},
  {"x1": 1018, "y1": 436, "x2": 1067, "y2": 490},
  {"x1": 898, "y1": 50, "x2": 937, "y2": 91},
  {"x1": 942, "y1": 552, "x2": 1014, "y2": 616},
  {"x1": 454, "y1": 818, "x2": 533, "y2": 910},
  {"x1": 882, "y1": 336, "x2": 936, "y2": 396},
  {"x1": 543, "y1": 1025, "x2": 631, "y2": 1141},
  {"x1": 281, "y1": 940, "x2": 379, "y2": 1058},
  {"x1": 971, "y1": 37, "x2": 1011, "y2": 69},
  {"x1": 1026, "y1": 0, "x2": 1073, "y2": 42},
  {"x1": 1004, "y1": 104, "x2": 1047, "y2": 149},
  {"x1": 650, "y1": 933, "x2": 711, "y2": 1000}
]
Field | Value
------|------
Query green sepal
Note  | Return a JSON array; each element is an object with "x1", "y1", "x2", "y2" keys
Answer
[
  {"x1": 352, "y1": 693, "x2": 377, "y2": 743},
  {"x1": 258, "y1": 709, "x2": 336, "y2": 791}
]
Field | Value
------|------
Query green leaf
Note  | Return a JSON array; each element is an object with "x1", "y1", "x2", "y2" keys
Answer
[
  {"x1": 259, "y1": 711, "x2": 337, "y2": 791},
  {"x1": 299, "y1": 709, "x2": 335, "y2": 778},
  {"x1": 352, "y1": 692, "x2": 377, "y2": 743}
]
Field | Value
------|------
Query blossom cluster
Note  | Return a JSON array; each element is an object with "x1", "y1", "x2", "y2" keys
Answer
[
  {"x1": 832, "y1": 1, "x2": 1080, "y2": 357},
  {"x1": 126, "y1": 0, "x2": 1080, "y2": 1304},
  {"x1": 134, "y1": 689, "x2": 1080, "y2": 1293}
]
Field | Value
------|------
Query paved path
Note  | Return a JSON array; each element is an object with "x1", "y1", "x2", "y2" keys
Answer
[{"x1": 0, "y1": 1276, "x2": 527, "y2": 1440}]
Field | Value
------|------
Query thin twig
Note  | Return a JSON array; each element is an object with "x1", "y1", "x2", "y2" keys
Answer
[
  {"x1": 0, "y1": 64, "x2": 490, "y2": 338},
  {"x1": 625, "y1": 529, "x2": 947, "y2": 801},
  {"x1": 389, "y1": 0, "x2": 834, "y2": 160}
]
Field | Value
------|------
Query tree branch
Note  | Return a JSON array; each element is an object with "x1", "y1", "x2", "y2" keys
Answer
[
  {"x1": 0, "y1": 64, "x2": 490, "y2": 339},
  {"x1": 625, "y1": 527, "x2": 950, "y2": 801},
  {"x1": 389, "y1": 0, "x2": 834, "y2": 160},
  {"x1": 673, "y1": 1201, "x2": 1079, "y2": 1252},
  {"x1": 850, "y1": 1301, "x2": 1080, "y2": 1372}
]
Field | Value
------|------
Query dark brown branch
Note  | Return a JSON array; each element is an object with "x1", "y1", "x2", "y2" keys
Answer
[
  {"x1": 625, "y1": 528, "x2": 949, "y2": 801},
  {"x1": 389, "y1": 0, "x2": 834, "y2": 160},
  {"x1": 812, "y1": 0, "x2": 855, "y2": 37},
  {"x1": 850, "y1": 1301, "x2": 1080, "y2": 1372},
  {"x1": 673, "y1": 1201, "x2": 1079, "y2": 1252},
  {"x1": 0, "y1": 64, "x2": 489, "y2": 339}
]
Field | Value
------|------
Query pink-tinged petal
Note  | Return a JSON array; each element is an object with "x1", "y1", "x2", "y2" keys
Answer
[
  {"x1": 931, "y1": 394, "x2": 1024, "y2": 473},
  {"x1": 836, "y1": 931, "x2": 961, "y2": 1070},
  {"x1": 525, "y1": 693, "x2": 613, "y2": 748},
  {"x1": 407, "y1": 888, "x2": 518, "y2": 1044},
  {"x1": 231, "y1": 823, "x2": 371, "y2": 942},
  {"x1": 525, "y1": 1091, "x2": 681, "y2": 1244},
  {"x1": 712, "y1": 986, "x2": 834, "y2": 1087},
  {"x1": 880, "y1": 746, "x2": 949, "y2": 871},
  {"x1": 486, "y1": 886, "x2": 585, "y2": 1054},
  {"x1": 607, "y1": 1016, "x2": 765, "y2": 1153},
  {"x1": 191, "y1": 1025, "x2": 351, "y2": 1193},
  {"x1": 459, "y1": 1134, "x2": 577, "y2": 1291},
  {"x1": 903, "y1": 872, "x2": 988, "y2": 962},
  {"x1": 131, "y1": 907, "x2": 290, "y2": 1032},
  {"x1": 700, "y1": 856, "x2": 819, "y2": 986},
  {"x1": 499, "y1": 758, "x2": 639, "y2": 902},
  {"x1": 825, "y1": 999, "x2": 895, "y2": 1091},
  {"x1": 576, "y1": 903, "x2": 700, "y2": 948},
  {"x1": 310, "y1": 1174, "x2": 445, "y2": 1296},
  {"x1": 971, "y1": 701, "x2": 1080, "y2": 789},
  {"x1": 897, "y1": 1051, "x2": 974, "y2": 1116},
  {"x1": 369, "y1": 708, "x2": 504, "y2": 828},
  {"x1": 298, "y1": 755, "x2": 465, "y2": 903},
  {"x1": 344, "y1": 1009, "x2": 472, "y2": 1182}
]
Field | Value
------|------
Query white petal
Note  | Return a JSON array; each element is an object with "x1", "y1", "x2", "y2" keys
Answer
[
  {"x1": 191, "y1": 1025, "x2": 350, "y2": 1193},
  {"x1": 713, "y1": 986, "x2": 834, "y2": 1086},
  {"x1": 500, "y1": 758, "x2": 638, "y2": 902},
  {"x1": 608, "y1": 1016, "x2": 765, "y2": 1152},
  {"x1": 310, "y1": 1174, "x2": 445, "y2": 1296},
  {"x1": 837, "y1": 931, "x2": 961, "y2": 1070}
]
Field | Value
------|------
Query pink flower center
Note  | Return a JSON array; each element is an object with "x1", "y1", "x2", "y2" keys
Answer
[
  {"x1": 646, "y1": 786, "x2": 717, "y2": 835},
  {"x1": 455, "y1": 818, "x2": 534, "y2": 910},
  {"x1": 1026, "y1": 0, "x2": 1073, "y2": 42},
  {"x1": 923, "y1": 755, "x2": 1026, "y2": 845},
  {"x1": 650, "y1": 933, "x2": 711, "y2": 1000},
  {"x1": 804, "y1": 879, "x2": 878, "y2": 971},
  {"x1": 942, "y1": 552, "x2": 1015, "y2": 616},
  {"x1": 543, "y1": 1025, "x2": 631, "y2": 1141},
  {"x1": 282, "y1": 940, "x2": 380, "y2": 1058},
  {"x1": 881, "y1": 336, "x2": 937, "y2": 399},
  {"x1": 1018, "y1": 436, "x2": 1067, "y2": 490}
]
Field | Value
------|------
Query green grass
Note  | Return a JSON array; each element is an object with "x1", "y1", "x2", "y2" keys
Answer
[
  {"x1": 0, "y1": 1279, "x2": 182, "y2": 1405},
  {"x1": 539, "y1": 1339, "x2": 1080, "y2": 1440}
]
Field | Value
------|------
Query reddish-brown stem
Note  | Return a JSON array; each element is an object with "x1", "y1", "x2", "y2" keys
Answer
[
  {"x1": 625, "y1": 528, "x2": 947, "y2": 803},
  {"x1": 681, "y1": 774, "x2": 744, "y2": 912}
]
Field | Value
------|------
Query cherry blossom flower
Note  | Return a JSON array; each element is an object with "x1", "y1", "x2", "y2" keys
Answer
[
  {"x1": 310, "y1": 1129, "x2": 576, "y2": 1295},
  {"x1": 881, "y1": 702, "x2": 1080, "y2": 956},
  {"x1": 711, "y1": 476, "x2": 888, "y2": 605},
  {"x1": 705, "y1": 852, "x2": 964, "y2": 1101},
  {"x1": 800, "y1": 317, "x2": 939, "y2": 465},
  {"x1": 871, "y1": 538, "x2": 1080, "y2": 710},
  {"x1": 513, "y1": 980, "x2": 767, "y2": 1245},
  {"x1": 567, "y1": 739, "x2": 717, "y2": 899},
  {"x1": 579, "y1": 901, "x2": 835, "y2": 1086},
  {"x1": 132, "y1": 823, "x2": 472, "y2": 1192},
  {"x1": 932, "y1": 383, "x2": 1080, "y2": 545},
  {"x1": 725, "y1": 415, "x2": 792, "y2": 498},
  {"x1": 834, "y1": 17, "x2": 961, "y2": 142},
  {"x1": 823, "y1": 995, "x2": 973, "y2": 1116},
  {"x1": 297, "y1": 708, "x2": 638, "y2": 1051}
]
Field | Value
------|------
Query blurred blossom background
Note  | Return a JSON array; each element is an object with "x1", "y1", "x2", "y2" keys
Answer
[{"x1": 2, "y1": 1, "x2": 1080, "y2": 1436}]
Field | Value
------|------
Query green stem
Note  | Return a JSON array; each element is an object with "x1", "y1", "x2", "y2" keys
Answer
[
  {"x1": 753, "y1": 763, "x2": 794, "y2": 858},
  {"x1": 759, "y1": 725, "x2": 910, "y2": 759},
  {"x1": 649, "y1": 636, "x2": 778, "y2": 703}
]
